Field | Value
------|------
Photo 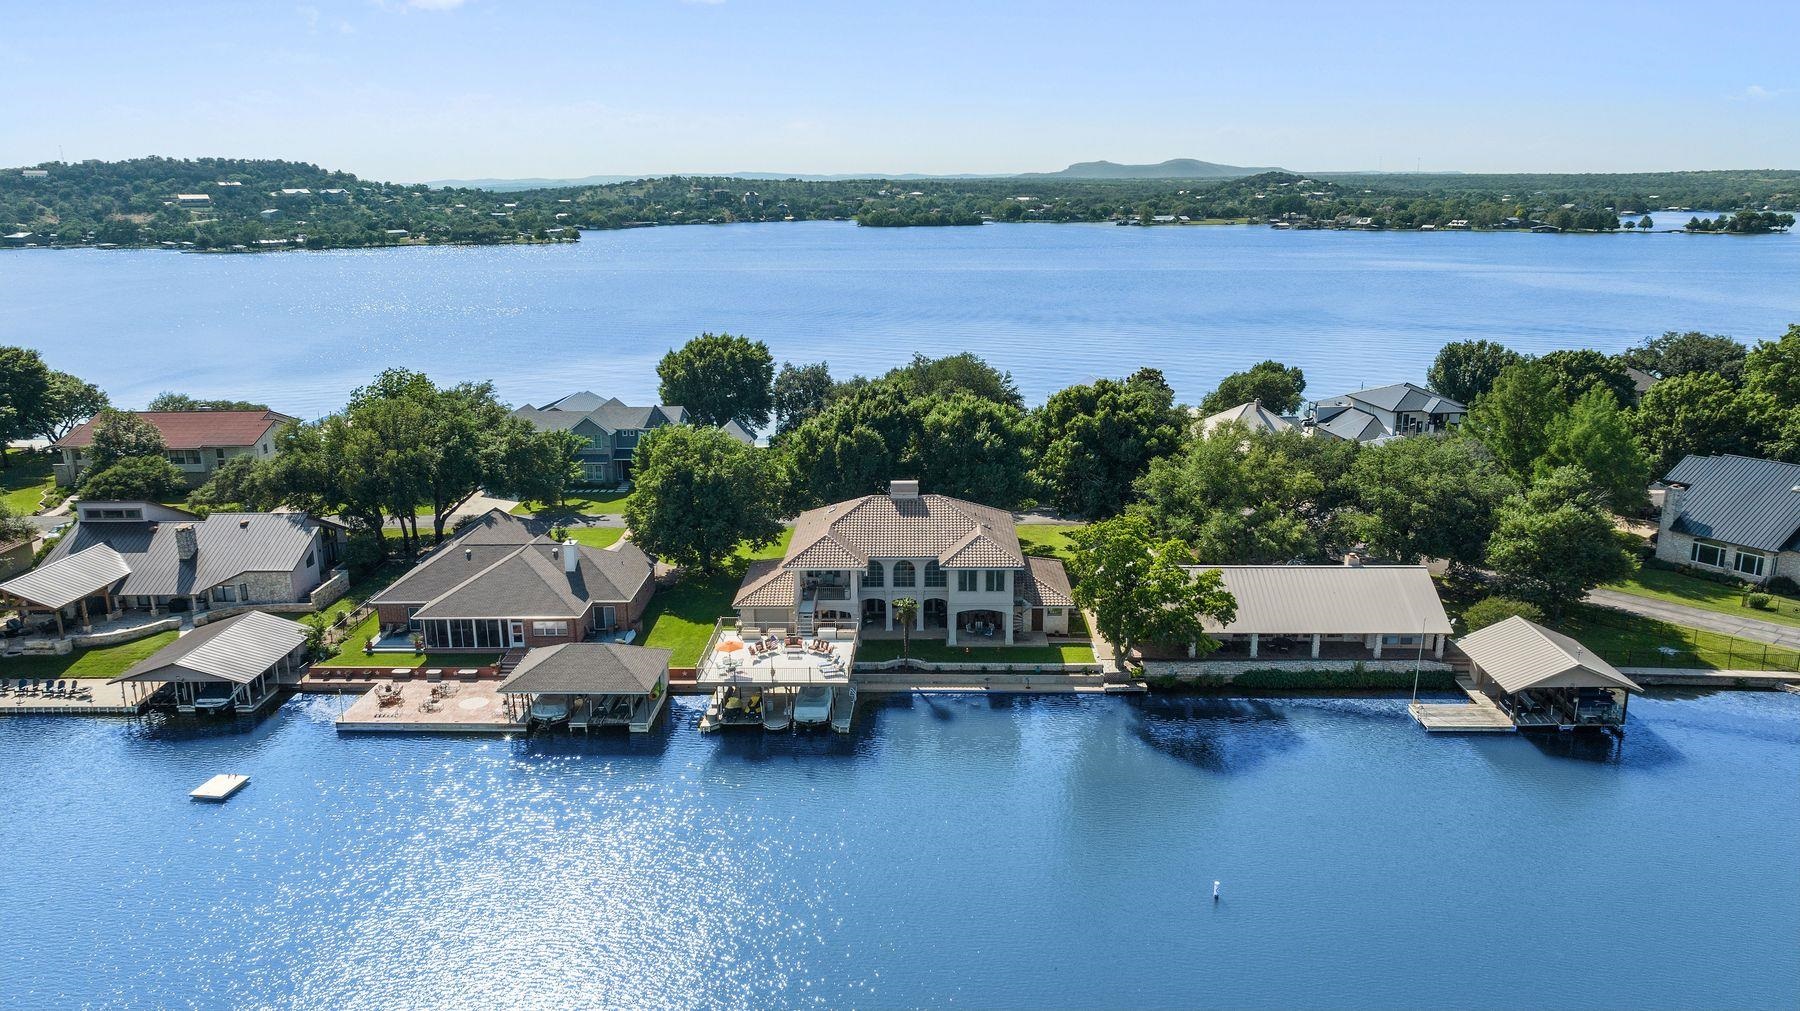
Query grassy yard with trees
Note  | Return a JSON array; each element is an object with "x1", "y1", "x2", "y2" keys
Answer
[
  {"x1": 6, "y1": 631, "x2": 179, "y2": 679},
  {"x1": 1603, "y1": 568, "x2": 1800, "y2": 627},
  {"x1": 1, "y1": 452, "x2": 54, "y2": 515},
  {"x1": 640, "y1": 530, "x2": 792, "y2": 667}
]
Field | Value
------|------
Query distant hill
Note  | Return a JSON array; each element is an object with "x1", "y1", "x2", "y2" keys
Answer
[{"x1": 1028, "y1": 158, "x2": 1283, "y2": 179}]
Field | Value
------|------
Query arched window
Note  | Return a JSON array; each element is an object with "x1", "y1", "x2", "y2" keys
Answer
[
  {"x1": 865, "y1": 560, "x2": 884, "y2": 587},
  {"x1": 924, "y1": 560, "x2": 946, "y2": 587},
  {"x1": 893, "y1": 560, "x2": 917, "y2": 587}
]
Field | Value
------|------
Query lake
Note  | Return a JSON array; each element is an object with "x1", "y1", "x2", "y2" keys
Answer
[
  {"x1": 1, "y1": 691, "x2": 1796, "y2": 1009},
  {"x1": 3, "y1": 222, "x2": 1797, "y2": 416}
]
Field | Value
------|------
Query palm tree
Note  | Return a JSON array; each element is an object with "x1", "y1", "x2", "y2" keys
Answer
[{"x1": 893, "y1": 597, "x2": 918, "y2": 660}]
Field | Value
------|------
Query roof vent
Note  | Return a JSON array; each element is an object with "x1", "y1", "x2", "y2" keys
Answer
[
  {"x1": 464, "y1": 548, "x2": 473, "y2": 561},
  {"x1": 889, "y1": 479, "x2": 920, "y2": 500},
  {"x1": 239, "y1": 519, "x2": 250, "y2": 529}
]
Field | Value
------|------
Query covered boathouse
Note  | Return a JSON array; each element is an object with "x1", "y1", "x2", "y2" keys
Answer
[
  {"x1": 495, "y1": 642, "x2": 671, "y2": 732},
  {"x1": 1457, "y1": 616, "x2": 1640, "y2": 732},
  {"x1": 109, "y1": 611, "x2": 309, "y2": 715}
]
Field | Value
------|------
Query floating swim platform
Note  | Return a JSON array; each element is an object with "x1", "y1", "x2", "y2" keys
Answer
[{"x1": 190, "y1": 774, "x2": 249, "y2": 802}]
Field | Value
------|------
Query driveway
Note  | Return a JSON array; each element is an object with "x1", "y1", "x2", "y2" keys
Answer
[{"x1": 1585, "y1": 588, "x2": 1800, "y2": 650}]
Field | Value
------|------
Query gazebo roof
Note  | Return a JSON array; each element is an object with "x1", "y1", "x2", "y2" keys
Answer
[{"x1": 0, "y1": 544, "x2": 130, "y2": 610}]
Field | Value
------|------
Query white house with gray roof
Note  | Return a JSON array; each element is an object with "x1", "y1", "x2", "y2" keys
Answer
[
  {"x1": 732, "y1": 480, "x2": 1075, "y2": 645},
  {"x1": 1306, "y1": 382, "x2": 1465, "y2": 443},
  {"x1": 513, "y1": 391, "x2": 754, "y2": 487},
  {"x1": 1655, "y1": 454, "x2": 1800, "y2": 585}
]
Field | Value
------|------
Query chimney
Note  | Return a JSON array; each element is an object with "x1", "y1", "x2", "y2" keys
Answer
[
  {"x1": 1343, "y1": 547, "x2": 1363, "y2": 567},
  {"x1": 889, "y1": 479, "x2": 920, "y2": 500},
  {"x1": 564, "y1": 539, "x2": 579, "y2": 574},
  {"x1": 1659, "y1": 484, "x2": 1686, "y2": 537},
  {"x1": 174, "y1": 524, "x2": 199, "y2": 561}
]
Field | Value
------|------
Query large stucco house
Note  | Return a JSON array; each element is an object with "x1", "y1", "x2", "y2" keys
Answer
[
  {"x1": 52, "y1": 409, "x2": 294, "y2": 488},
  {"x1": 1655, "y1": 454, "x2": 1800, "y2": 585},
  {"x1": 732, "y1": 480, "x2": 1075, "y2": 645},
  {"x1": 1305, "y1": 382, "x2": 1465, "y2": 443},
  {"x1": 512, "y1": 391, "x2": 753, "y2": 488},
  {"x1": 368, "y1": 509, "x2": 656, "y2": 652},
  {"x1": 0, "y1": 501, "x2": 342, "y2": 635}
]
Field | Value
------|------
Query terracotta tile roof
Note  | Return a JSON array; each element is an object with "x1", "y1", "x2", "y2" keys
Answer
[
  {"x1": 782, "y1": 493, "x2": 1023, "y2": 572},
  {"x1": 55, "y1": 410, "x2": 292, "y2": 451},
  {"x1": 1018, "y1": 556, "x2": 1075, "y2": 608},
  {"x1": 733, "y1": 557, "x2": 796, "y2": 608}
]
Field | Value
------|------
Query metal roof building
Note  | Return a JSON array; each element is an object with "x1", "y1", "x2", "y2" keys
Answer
[
  {"x1": 110, "y1": 611, "x2": 309, "y2": 714},
  {"x1": 1179, "y1": 563, "x2": 1453, "y2": 661},
  {"x1": 496, "y1": 642, "x2": 672, "y2": 732},
  {"x1": 1458, "y1": 616, "x2": 1638, "y2": 731},
  {"x1": 1663, "y1": 454, "x2": 1800, "y2": 554}
]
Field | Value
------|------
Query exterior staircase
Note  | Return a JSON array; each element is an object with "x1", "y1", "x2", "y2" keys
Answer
[{"x1": 498, "y1": 648, "x2": 529, "y2": 679}]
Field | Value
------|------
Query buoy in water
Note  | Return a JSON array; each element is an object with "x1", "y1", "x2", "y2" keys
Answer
[{"x1": 1212, "y1": 880, "x2": 1221, "y2": 902}]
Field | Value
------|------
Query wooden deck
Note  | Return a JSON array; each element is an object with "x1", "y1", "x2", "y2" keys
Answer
[
  {"x1": 1410, "y1": 678, "x2": 1516, "y2": 733},
  {"x1": 333, "y1": 680, "x2": 523, "y2": 734}
]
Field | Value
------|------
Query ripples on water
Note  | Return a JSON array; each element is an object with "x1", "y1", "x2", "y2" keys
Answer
[
  {"x1": 2, "y1": 691, "x2": 1796, "y2": 1009},
  {"x1": 2, "y1": 223, "x2": 1797, "y2": 415}
]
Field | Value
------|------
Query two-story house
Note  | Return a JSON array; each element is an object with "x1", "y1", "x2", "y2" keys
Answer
[
  {"x1": 52, "y1": 409, "x2": 294, "y2": 488},
  {"x1": 1305, "y1": 383, "x2": 1465, "y2": 443},
  {"x1": 512, "y1": 392, "x2": 753, "y2": 488},
  {"x1": 1655, "y1": 454, "x2": 1800, "y2": 585},
  {"x1": 732, "y1": 480, "x2": 1075, "y2": 645}
]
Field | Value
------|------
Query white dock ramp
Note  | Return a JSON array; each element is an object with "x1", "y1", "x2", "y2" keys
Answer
[{"x1": 190, "y1": 774, "x2": 249, "y2": 802}]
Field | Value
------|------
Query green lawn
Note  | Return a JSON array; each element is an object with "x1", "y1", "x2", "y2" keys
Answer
[
  {"x1": 512, "y1": 491, "x2": 631, "y2": 521},
  {"x1": 565, "y1": 527, "x2": 624, "y2": 549},
  {"x1": 641, "y1": 529, "x2": 792, "y2": 667},
  {"x1": 1, "y1": 453, "x2": 55, "y2": 515},
  {"x1": 856, "y1": 638, "x2": 1096, "y2": 665},
  {"x1": 6, "y1": 631, "x2": 180, "y2": 680},
  {"x1": 1014, "y1": 522, "x2": 1087, "y2": 562},
  {"x1": 1603, "y1": 568, "x2": 1800, "y2": 628},
  {"x1": 313, "y1": 610, "x2": 501, "y2": 668},
  {"x1": 1557, "y1": 604, "x2": 1800, "y2": 671}
]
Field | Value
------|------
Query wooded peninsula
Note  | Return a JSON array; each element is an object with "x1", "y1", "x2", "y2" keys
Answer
[{"x1": 2, "y1": 157, "x2": 1795, "y2": 252}]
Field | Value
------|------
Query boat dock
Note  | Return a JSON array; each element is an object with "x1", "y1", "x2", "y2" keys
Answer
[
  {"x1": 1409, "y1": 677, "x2": 1516, "y2": 733},
  {"x1": 333, "y1": 680, "x2": 524, "y2": 734},
  {"x1": 190, "y1": 774, "x2": 249, "y2": 801}
]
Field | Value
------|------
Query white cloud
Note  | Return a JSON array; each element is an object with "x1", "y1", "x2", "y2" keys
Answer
[{"x1": 1732, "y1": 84, "x2": 1784, "y2": 102}]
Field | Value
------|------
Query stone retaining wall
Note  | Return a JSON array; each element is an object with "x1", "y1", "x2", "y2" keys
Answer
[
  {"x1": 1143, "y1": 658, "x2": 1455, "y2": 678},
  {"x1": 856, "y1": 658, "x2": 1103, "y2": 675},
  {"x1": 309, "y1": 567, "x2": 351, "y2": 610},
  {"x1": 68, "y1": 617, "x2": 182, "y2": 649}
]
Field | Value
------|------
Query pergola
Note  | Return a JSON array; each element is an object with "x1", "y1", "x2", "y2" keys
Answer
[
  {"x1": 110, "y1": 611, "x2": 309, "y2": 714},
  {"x1": 0, "y1": 544, "x2": 130, "y2": 636}
]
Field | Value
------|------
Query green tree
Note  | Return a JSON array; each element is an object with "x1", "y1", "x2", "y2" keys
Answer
[
  {"x1": 84, "y1": 408, "x2": 167, "y2": 475},
  {"x1": 1461, "y1": 597, "x2": 1544, "y2": 632},
  {"x1": 916, "y1": 393, "x2": 1033, "y2": 508},
  {"x1": 1463, "y1": 361, "x2": 1563, "y2": 482},
  {"x1": 35, "y1": 371, "x2": 109, "y2": 443},
  {"x1": 892, "y1": 597, "x2": 918, "y2": 659},
  {"x1": 625, "y1": 425, "x2": 782, "y2": 573},
  {"x1": 1427, "y1": 339, "x2": 1525, "y2": 405},
  {"x1": 0, "y1": 502, "x2": 35, "y2": 546},
  {"x1": 0, "y1": 346, "x2": 52, "y2": 469},
  {"x1": 1068, "y1": 514, "x2": 1237, "y2": 666},
  {"x1": 1485, "y1": 466, "x2": 1639, "y2": 616},
  {"x1": 656, "y1": 332, "x2": 775, "y2": 430},
  {"x1": 1537, "y1": 349, "x2": 1638, "y2": 406},
  {"x1": 1198, "y1": 360, "x2": 1307, "y2": 414},
  {"x1": 188, "y1": 455, "x2": 271, "y2": 510},
  {"x1": 1030, "y1": 375, "x2": 1185, "y2": 518},
  {"x1": 1620, "y1": 330, "x2": 1748, "y2": 382},
  {"x1": 1339, "y1": 435, "x2": 1514, "y2": 568},
  {"x1": 1537, "y1": 387, "x2": 1651, "y2": 510},
  {"x1": 771, "y1": 361, "x2": 834, "y2": 437},
  {"x1": 884, "y1": 352, "x2": 1023, "y2": 409},
  {"x1": 1742, "y1": 323, "x2": 1800, "y2": 462},
  {"x1": 81, "y1": 455, "x2": 186, "y2": 501},
  {"x1": 1638, "y1": 215, "x2": 1653, "y2": 230},
  {"x1": 262, "y1": 416, "x2": 392, "y2": 555},
  {"x1": 779, "y1": 382, "x2": 922, "y2": 507},
  {"x1": 1630, "y1": 371, "x2": 1755, "y2": 474},
  {"x1": 145, "y1": 392, "x2": 270, "y2": 412},
  {"x1": 1133, "y1": 422, "x2": 1324, "y2": 563}
]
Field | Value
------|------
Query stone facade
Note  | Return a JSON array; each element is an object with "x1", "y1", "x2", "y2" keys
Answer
[{"x1": 1656, "y1": 486, "x2": 1796, "y2": 585}]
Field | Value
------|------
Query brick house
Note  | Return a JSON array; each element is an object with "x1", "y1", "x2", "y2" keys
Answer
[
  {"x1": 53, "y1": 409, "x2": 294, "y2": 488},
  {"x1": 368, "y1": 510, "x2": 656, "y2": 651}
]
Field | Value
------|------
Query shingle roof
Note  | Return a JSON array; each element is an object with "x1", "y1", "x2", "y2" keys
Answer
[
  {"x1": 1664, "y1": 454, "x2": 1800, "y2": 553},
  {"x1": 497, "y1": 642, "x2": 671, "y2": 695},
  {"x1": 409, "y1": 540, "x2": 653, "y2": 620},
  {"x1": 1321, "y1": 382, "x2": 1465, "y2": 416},
  {"x1": 1456, "y1": 616, "x2": 1640, "y2": 695},
  {"x1": 733, "y1": 557, "x2": 796, "y2": 608},
  {"x1": 513, "y1": 399, "x2": 686, "y2": 436},
  {"x1": 1018, "y1": 556, "x2": 1075, "y2": 608},
  {"x1": 38, "y1": 512, "x2": 321, "y2": 598},
  {"x1": 1199, "y1": 401, "x2": 1293, "y2": 436},
  {"x1": 368, "y1": 510, "x2": 552, "y2": 605},
  {"x1": 0, "y1": 544, "x2": 131, "y2": 609},
  {"x1": 111, "y1": 611, "x2": 309, "y2": 685},
  {"x1": 783, "y1": 491, "x2": 1024, "y2": 572},
  {"x1": 1182, "y1": 565, "x2": 1453, "y2": 635},
  {"x1": 54, "y1": 410, "x2": 291, "y2": 451}
]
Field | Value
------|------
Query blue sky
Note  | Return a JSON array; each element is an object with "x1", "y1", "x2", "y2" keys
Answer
[{"x1": 3, "y1": 0, "x2": 1796, "y2": 181}]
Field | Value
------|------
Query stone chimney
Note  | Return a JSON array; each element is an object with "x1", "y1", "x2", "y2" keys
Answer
[
  {"x1": 564, "y1": 539, "x2": 579, "y2": 574},
  {"x1": 174, "y1": 524, "x2": 199, "y2": 561},
  {"x1": 889, "y1": 479, "x2": 920, "y2": 500},
  {"x1": 1343, "y1": 550, "x2": 1363, "y2": 568},
  {"x1": 1659, "y1": 484, "x2": 1686, "y2": 538}
]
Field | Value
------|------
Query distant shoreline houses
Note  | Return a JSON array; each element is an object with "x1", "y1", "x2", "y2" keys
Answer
[{"x1": 1196, "y1": 381, "x2": 1466, "y2": 445}]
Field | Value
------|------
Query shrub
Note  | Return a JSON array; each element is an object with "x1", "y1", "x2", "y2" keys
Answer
[
  {"x1": 1746, "y1": 592, "x2": 1773, "y2": 611},
  {"x1": 1766, "y1": 576, "x2": 1799, "y2": 597},
  {"x1": 1462, "y1": 596, "x2": 1545, "y2": 632}
]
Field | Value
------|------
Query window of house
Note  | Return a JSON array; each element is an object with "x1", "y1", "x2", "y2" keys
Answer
[
  {"x1": 1382, "y1": 634, "x2": 1421, "y2": 646},
  {"x1": 864, "y1": 560, "x2": 884, "y2": 587},
  {"x1": 533, "y1": 620, "x2": 567, "y2": 637},
  {"x1": 1733, "y1": 550, "x2": 1767, "y2": 577},
  {"x1": 407, "y1": 607, "x2": 421, "y2": 631},
  {"x1": 215, "y1": 448, "x2": 226, "y2": 463},
  {"x1": 1047, "y1": 607, "x2": 1065, "y2": 617},
  {"x1": 1691, "y1": 541, "x2": 1727, "y2": 568},
  {"x1": 924, "y1": 560, "x2": 946, "y2": 587},
  {"x1": 893, "y1": 561, "x2": 916, "y2": 587},
  {"x1": 212, "y1": 585, "x2": 237, "y2": 603},
  {"x1": 600, "y1": 606, "x2": 617, "y2": 628},
  {"x1": 985, "y1": 570, "x2": 1005, "y2": 593},
  {"x1": 304, "y1": 551, "x2": 315, "y2": 568},
  {"x1": 956, "y1": 570, "x2": 977, "y2": 592}
]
